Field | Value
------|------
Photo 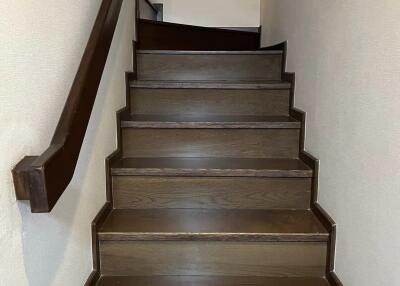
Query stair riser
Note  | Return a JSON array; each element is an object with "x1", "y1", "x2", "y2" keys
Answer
[
  {"x1": 122, "y1": 129, "x2": 300, "y2": 158},
  {"x1": 131, "y1": 88, "x2": 291, "y2": 116},
  {"x1": 112, "y1": 176, "x2": 311, "y2": 210},
  {"x1": 137, "y1": 53, "x2": 282, "y2": 81},
  {"x1": 138, "y1": 21, "x2": 260, "y2": 51},
  {"x1": 100, "y1": 241, "x2": 327, "y2": 277}
]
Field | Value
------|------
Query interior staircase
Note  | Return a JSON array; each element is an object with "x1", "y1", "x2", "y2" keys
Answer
[{"x1": 87, "y1": 19, "x2": 341, "y2": 286}]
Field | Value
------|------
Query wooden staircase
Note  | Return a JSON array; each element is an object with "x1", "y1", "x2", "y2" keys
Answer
[{"x1": 87, "y1": 19, "x2": 340, "y2": 286}]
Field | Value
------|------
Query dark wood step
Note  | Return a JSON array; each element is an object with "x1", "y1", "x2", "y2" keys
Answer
[
  {"x1": 98, "y1": 210, "x2": 327, "y2": 277},
  {"x1": 131, "y1": 80, "x2": 291, "y2": 89},
  {"x1": 99, "y1": 209, "x2": 328, "y2": 242},
  {"x1": 121, "y1": 115, "x2": 300, "y2": 129},
  {"x1": 121, "y1": 128, "x2": 300, "y2": 158},
  {"x1": 112, "y1": 176, "x2": 311, "y2": 210},
  {"x1": 130, "y1": 87, "x2": 291, "y2": 116},
  {"x1": 97, "y1": 276, "x2": 331, "y2": 286},
  {"x1": 138, "y1": 19, "x2": 260, "y2": 51},
  {"x1": 100, "y1": 240, "x2": 326, "y2": 277},
  {"x1": 111, "y1": 157, "x2": 313, "y2": 177},
  {"x1": 137, "y1": 50, "x2": 282, "y2": 81}
]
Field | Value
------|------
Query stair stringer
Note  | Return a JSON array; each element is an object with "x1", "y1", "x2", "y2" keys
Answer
[
  {"x1": 272, "y1": 41, "x2": 344, "y2": 286},
  {"x1": 85, "y1": 63, "x2": 137, "y2": 285}
]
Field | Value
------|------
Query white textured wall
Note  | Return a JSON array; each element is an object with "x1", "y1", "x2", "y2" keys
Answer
[
  {"x1": 261, "y1": 1, "x2": 400, "y2": 285},
  {"x1": 0, "y1": 0, "x2": 135, "y2": 285},
  {"x1": 152, "y1": 0, "x2": 260, "y2": 27}
]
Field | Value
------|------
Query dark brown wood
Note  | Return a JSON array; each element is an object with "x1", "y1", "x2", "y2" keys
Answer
[
  {"x1": 112, "y1": 176, "x2": 311, "y2": 210},
  {"x1": 137, "y1": 50, "x2": 282, "y2": 81},
  {"x1": 87, "y1": 26, "x2": 342, "y2": 285},
  {"x1": 121, "y1": 129, "x2": 300, "y2": 158},
  {"x1": 111, "y1": 157, "x2": 313, "y2": 177},
  {"x1": 100, "y1": 241, "x2": 327, "y2": 277},
  {"x1": 12, "y1": 156, "x2": 37, "y2": 200},
  {"x1": 97, "y1": 276, "x2": 331, "y2": 286},
  {"x1": 138, "y1": 19, "x2": 261, "y2": 51},
  {"x1": 99, "y1": 209, "x2": 328, "y2": 242},
  {"x1": 84, "y1": 203, "x2": 112, "y2": 286},
  {"x1": 121, "y1": 114, "x2": 300, "y2": 129},
  {"x1": 131, "y1": 80, "x2": 291, "y2": 89},
  {"x1": 12, "y1": 0, "x2": 124, "y2": 213},
  {"x1": 130, "y1": 88, "x2": 291, "y2": 116}
]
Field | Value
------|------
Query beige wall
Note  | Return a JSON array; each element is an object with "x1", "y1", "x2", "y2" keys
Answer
[
  {"x1": 152, "y1": 0, "x2": 260, "y2": 27},
  {"x1": 0, "y1": 0, "x2": 135, "y2": 285},
  {"x1": 261, "y1": 1, "x2": 400, "y2": 285}
]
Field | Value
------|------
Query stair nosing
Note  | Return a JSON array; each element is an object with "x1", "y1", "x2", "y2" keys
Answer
[
  {"x1": 130, "y1": 80, "x2": 291, "y2": 90},
  {"x1": 111, "y1": 168, "x2": 312, "y2": 178},
  {"x1": 111, "y1": 158, "x2": 313, "y2": 178},
  {"x1": 98, "y1": 232, "x2": 329, "y2": 242},
  {"x1": 137, "y1": 50, "x2": 283, "y2": 55},
  {"x1": 120, "y1": 120, "x2": 301, "y2": 129}
]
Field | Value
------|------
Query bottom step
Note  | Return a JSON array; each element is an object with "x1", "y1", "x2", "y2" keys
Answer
[{"x1": 97, "y1": 276, "x2": 330, "y2": 286}]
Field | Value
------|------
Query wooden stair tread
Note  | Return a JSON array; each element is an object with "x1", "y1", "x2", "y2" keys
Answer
[
  {"x1": 121, "y1": 114, "x2": 301, "y2": 129},
  {"x1": 131, "y1": 80, "x2": 291, "y2": 89},
  {"x1": 97, "y1": 276, "x2": 331, "y2": 286},
  {"x1": 98, "y1": 209, "x2": 328, "y2": 241},
  {"x1": 111, "y1": 157, "x2": 313, "y2": 177}
]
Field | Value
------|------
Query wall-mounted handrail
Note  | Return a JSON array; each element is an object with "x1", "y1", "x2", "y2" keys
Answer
[{"x1": 12, "y1": 0, "x2": 124, "y2": 213}]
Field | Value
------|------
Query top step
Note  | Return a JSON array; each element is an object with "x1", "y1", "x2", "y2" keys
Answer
[
  {"x1": 137, "y1": 50, "x2": 283, "y2": 81},
  {"x1": 138, "y1": 19, "x2": 261, "y2": 51}
]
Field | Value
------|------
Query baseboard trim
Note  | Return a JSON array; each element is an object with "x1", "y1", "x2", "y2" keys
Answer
[
  {"x1": 327, "y1": 271, "x2": 344, "y2": 286},
  {"x1": 84, "y1": 202, "x2": 111, "y2": 286},
  {"x1": 84, "y1": 69, "x2": 137, "y2": 285},
  {"x1": 84, "y1": 270, "x2": 100, "y2": 286}
]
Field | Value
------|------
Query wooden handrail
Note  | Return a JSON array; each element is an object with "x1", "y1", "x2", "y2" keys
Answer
[{"x1": 12, "y1": 0, "x2": 124, "y2": 213}]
